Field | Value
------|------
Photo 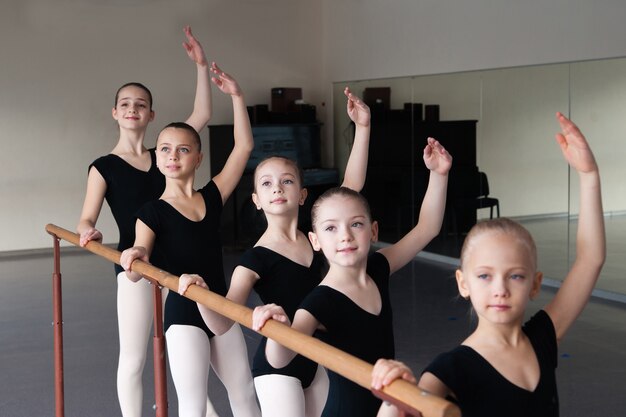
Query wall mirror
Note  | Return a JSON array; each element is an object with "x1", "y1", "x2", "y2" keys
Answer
[{"x1": 333, "y1": 57, "x2": 626, "y2": 298}]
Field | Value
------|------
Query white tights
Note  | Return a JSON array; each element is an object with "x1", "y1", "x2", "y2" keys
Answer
[
  {"x1": 116, "y1": 273, "x2": 154, "y2": 417},
  {"x1": 210, "y1": 324, "x2": 261, "y2": 417},
  {"x1": 166, "y1": 324, "x2": 261, "y2": 417},
  {"x1": 253, "y1": 364, "x2": 329, "y2": 417},
  {"x1": 116, "y1": 274, "x2": 219, "y2": 417}
]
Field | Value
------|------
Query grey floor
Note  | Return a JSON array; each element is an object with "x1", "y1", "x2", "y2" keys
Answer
[{"x1": 1, "y1": 244, "x2": 626, "y2": 416}]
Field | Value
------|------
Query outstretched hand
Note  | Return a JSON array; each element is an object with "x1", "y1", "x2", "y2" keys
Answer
[
  {"x1": 252, "y1": 304, "x2": 290, "y2": 332},
  {"x1": 555, "y1": 112, "x2": 598, "y2": 174},
  {"x1": 182, "y1": 26, "x2": 208, "y2": 67},
  {"x1": 371, "y1": 359, "x2": 417, "y2": 391},
  {"x1": 210, "y1": 62, "x2": 242, "y2": 97},
  {"x1": 345, "y1": 87, "x2": 370, "y2": 127},
  {"x1": 423, "y1": 137, "x2": 452, "y2": 175},
  {"x1": 178, "y1": 273, "x2": 208, "y2": 296}
]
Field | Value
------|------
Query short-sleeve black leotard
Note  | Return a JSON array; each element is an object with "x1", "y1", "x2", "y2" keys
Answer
[
  {"x1": 90, "y1": 149, "x2": 165, "y2": 275},
  {"x1": 299, "y1": 252, "x2": 394, "y2": 417},
  {"x1": 423, "y1": 310, "x2": 559, "y2": 417},
  {"x1": 136, "y1": 181, "x2": 226, "y2": 340},
  {"x1": 239, "y1": 246, "x2": 326, "y2": 388}
]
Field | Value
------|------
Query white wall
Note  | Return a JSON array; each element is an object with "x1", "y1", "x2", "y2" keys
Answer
[
  {"x1": 0, "y1": 0, "x2": 322, "y2": 251},
  {"x1": 322, "y1": 0, "x2": 626, "y2": 82},
  {"x1": 3, "y1": 0, "x2": 626, "y2": 251}
]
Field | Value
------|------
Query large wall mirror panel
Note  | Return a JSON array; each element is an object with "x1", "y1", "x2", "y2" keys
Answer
[{"x1": 333, "y1": 57, "x2": 626, "y2": 298}]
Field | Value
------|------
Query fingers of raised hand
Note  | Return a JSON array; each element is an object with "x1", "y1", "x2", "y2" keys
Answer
[
  {"x1": 183, "y1": 25, "x2": 195, "y2": 42},
  {"x1": 210, "y1": 62, "x2": 226, "y2": 77}
]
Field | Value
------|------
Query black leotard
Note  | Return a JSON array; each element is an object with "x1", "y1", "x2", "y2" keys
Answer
[
  {"x1": 136, "y1": 181, "x2": 226, "y2": 339},
  {"x1": 89, "y1": 149, "x2": 165, "y2": 274},
  {"x1": 299, "y1": 252, "x2": 394, "y2": 417},
  {"x1": 423, "y1": 310, "x2": 559, "y2": 417},
  {"x1": 239, "y1": 246, "x2": 326, "y2": 388}
]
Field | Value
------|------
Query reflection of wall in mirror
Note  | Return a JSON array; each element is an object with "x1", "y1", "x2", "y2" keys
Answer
[{"x1": 333, "y1": 57, "x2": 626, "y2": 220}]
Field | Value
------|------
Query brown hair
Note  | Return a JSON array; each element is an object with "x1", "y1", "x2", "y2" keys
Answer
[
  {"x1": 115, "y1": 82, "x2": 153, "y2": 110},
  {"x1": 310, "y1": 187, "x2": 372, "y2": 231},
  {"x1": 460, "y1": 218, "x2": 537, "y2": 271},
  {"x1": 158, "y1": 122, "x2": 201, "y2": 151}
]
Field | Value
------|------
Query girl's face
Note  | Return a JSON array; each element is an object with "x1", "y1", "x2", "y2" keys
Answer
[
  {"x1": 252, "y1": 158, "x2": 306, "y2": 215},
  {"x1": 456, "y1": 231, "x2": 542, "y2": 326},
  {"x1": 308, "y1": 195, "x2": 378, "y2": 268},
  {"x1": 112, "y1": 85, "x2": 154, "y2": 130},
  {"x1": 155, "y1": 127, "x2": 202, "y2": 180}
]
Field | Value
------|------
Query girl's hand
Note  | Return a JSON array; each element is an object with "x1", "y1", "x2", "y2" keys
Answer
[
  {"x1": 555, "y1": 112, "x2": 598, "y2": 174},
  {"x1": 120, "y1": 246, "x2": 148, "y2": 271},
  {"x1": 182, "y1": 26, "x2": 208, "y2": 67},
  {"x1": 79, "y1": 227, "x2": 102, "y2": 247},
  {"x1": 252, "y1": 304, "x2": 290, "y2": 331},
  {"x1": 371, "y1": 359, "x2": 417, "y2": 391},
  {"x1": 423, "y1": 137, "x2": 452, "y2": 175},
  {"x1": 210, "y1": 62, "x2": 242, "y2": 97},
  {"x1": 178, "y1": 273, "x2": 208, "y2": 295},
  {"x1": 345, "y1": 87, "x2": 370, "y2": 127}
]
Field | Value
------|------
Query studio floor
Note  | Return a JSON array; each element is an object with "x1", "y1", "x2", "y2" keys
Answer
[{"x1": 1, "y1": 241, "x2": 625, "y2": 417}]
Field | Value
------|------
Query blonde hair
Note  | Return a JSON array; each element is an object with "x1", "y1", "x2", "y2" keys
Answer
[
  {"x1": 310, "y1": 187, "x2": 371, "y2": 232},
  {"x1": 460, "y1": 218, "x2": 537, "y2": 271},
  {"x1": 253, "y1": 156, "x2": 303, "y2": 192}
]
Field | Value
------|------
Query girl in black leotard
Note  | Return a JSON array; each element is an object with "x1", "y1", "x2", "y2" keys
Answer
[
  {"x1": 120, "y1": 67, "x2": 261, "y2": 417},
  {"x1": 75, "y1": 26, "x2": 216, "y2": 417},
  {"x1": 372, "y1": 113, "x2": 605, "y2": 417},
  {"x1": 179, "y1": 88, "x2": 371, "y2": 417},
  {"x1": 252, "y1": 138, "x2": 452, "y2": 417}
]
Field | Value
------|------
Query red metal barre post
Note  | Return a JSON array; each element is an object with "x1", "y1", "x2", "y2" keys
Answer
[
  {"x1": 152, "y1": 284, "x2": 168, "y2": 417},
  {"x1": 46, "y1": 225, "x2": 168, "y2": 417},
  {"x1": 52, "y1": 235, "x2": 65, "y2": 417}
]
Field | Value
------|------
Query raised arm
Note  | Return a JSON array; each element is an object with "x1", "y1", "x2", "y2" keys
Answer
[
  {"x1": 210, "y1": 63, "x2": 254, "y2": 203},
  {"x1": 181, "y1": 26, "x2": 212, "y2": 132},
  {"x1": 119, "y1": 220, "x2": 156, "y2": 282},
  {"x1": 179, "y1": 265, "x2": 258, "y2": 335},
  {"x1": 341, "y1": 87, "x2": 370, "y2": 192},
  {"x1": 252, "y1": 306, "x2": 320, "y2": 369},
  {"x1": 544, "y1": 112, "x2": 605, "y2": 342},
  {"x1": 77, "y1": 167, "x2": 107, "y2": 246},
  {"x1": 378, "y1": 138, "x2": 452, "y2": 273}
]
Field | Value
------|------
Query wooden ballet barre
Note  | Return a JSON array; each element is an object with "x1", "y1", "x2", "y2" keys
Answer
[{"x1": 45, "y1": 223, "x2": 460, "y2": 417}]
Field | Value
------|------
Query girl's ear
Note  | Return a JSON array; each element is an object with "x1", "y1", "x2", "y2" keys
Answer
[
  {"x1": 251, "y1": 193, "x2": 262, "y2": 210},
  {"x1": 530, "y1": 271, "x2": 543, "y2": 300},
  {"x1": 196, "y1": 152, "x2": 204, "y2": 169},
  {"x1": 112, "y1": 107, "x2": 118, "y2": 120},
  {"x1": 456, "y1": 269, "x2": 470, "y2": 299},
  {"x1": 308, "y1": 231, "x2": 321, "y2": 251},
  {"x1": 299, "y1": 188, "x2": 308, "y2": 206},
  {"x1": 149, "y1": 110, "x2": 155, "y2": 122},
  {"x1": 371, "y1": 220, "x2": 379, "y2": 243}
]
